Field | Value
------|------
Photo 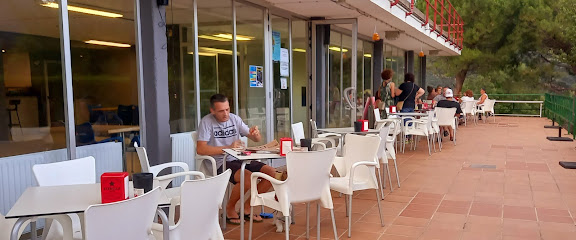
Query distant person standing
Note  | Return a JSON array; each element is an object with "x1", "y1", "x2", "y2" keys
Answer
[
  {"x1": 395, "y1": 73, "x2": 424, "y2": 112},
  {"x1": 375, "y1": 69, "x2": 395, "y2": 118}
]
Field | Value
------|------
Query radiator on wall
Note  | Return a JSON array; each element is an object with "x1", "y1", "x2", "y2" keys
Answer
[
  {"x1": 0, "y1": 142, "x2": 122, "y2": 216},
  {"x1": 170, "y1": 131, "x2": 195, "y2": 187}
]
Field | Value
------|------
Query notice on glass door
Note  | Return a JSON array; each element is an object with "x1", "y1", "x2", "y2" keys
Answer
[
  {"x1": 272, "y1": 31, "x2": 281, "y2": 61},
  {"x1": 280, "y1": 77, "x2": 288, "y2": 90},
  {"x1": 280, "y1": 48, "x2": 289, "y2": 77},
  {"x1": 249, "y1": 65, "x2": 264, "y2": 87}
]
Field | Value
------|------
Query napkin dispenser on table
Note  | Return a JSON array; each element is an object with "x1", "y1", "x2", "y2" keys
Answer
[
  {"x1": 280, "y1": 137, "x2": 293, "y2": 156},
  {"x1": 101, "y1": 172, "x2": 129, "y2": 203},
  {"x1": 354, "y1": 120, "x2": 368, "y2": 132}
]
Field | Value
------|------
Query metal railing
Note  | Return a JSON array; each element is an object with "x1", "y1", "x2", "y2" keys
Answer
[
  {"x1": 544, "y1": 93, "x2": 576, "y2": 139},
  {"x1": 396, "y1": 0, "x2": 464, "y2": 50},
  {"x1": 474, "y1": 94, "x2": 545, "y2": 116}
]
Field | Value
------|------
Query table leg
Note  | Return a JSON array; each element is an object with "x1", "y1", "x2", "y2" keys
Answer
[
  {"x1": 240, "y1": 161, "x2": 247, "y2": 240},
  {"x1": 10, "y1": 217, "x2": 30, "y2": 240},
  {"x1": 156, "y1": 208, "x2": 170, "y2": 240}
]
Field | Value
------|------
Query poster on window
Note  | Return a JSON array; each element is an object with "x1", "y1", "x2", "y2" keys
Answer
[
  {"x1": 280, "y1": 48, "x2": 289, "y2": 77},
  {"x1": 280, "y1": 77, "x2": 288, "y2": 90},
  {"x1": 272, "y1": 31, "x2": 281, "y2": 61},
  {"x1": 249, "y1": 65, "x2": 264, "y2": 87}
]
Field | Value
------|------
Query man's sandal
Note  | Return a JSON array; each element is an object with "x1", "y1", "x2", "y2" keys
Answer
[{"x1": 226, "y1": 216, "x2": 244, "y2": 225}]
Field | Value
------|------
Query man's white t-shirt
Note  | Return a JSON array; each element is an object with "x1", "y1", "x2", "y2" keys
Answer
[{"x1": 197, "y1": 113, "x2": 250, "y2": 168}]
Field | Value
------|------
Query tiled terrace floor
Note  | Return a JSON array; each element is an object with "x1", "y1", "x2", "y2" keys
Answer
[{"x1": 224, "y1": 117, "x2": 576, "y2": 240}]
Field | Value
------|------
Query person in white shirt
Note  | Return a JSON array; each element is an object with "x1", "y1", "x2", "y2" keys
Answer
[{"x1": 460, "y1": 89, "x2": 475, "y2": 102}]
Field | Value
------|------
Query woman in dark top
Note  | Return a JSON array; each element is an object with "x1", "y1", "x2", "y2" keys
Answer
[{"x1": 395, "y1": 73, "x2": 425, "y2": 112}]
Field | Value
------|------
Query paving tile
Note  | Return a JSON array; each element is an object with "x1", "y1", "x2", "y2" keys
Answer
[
  {"x1": 538, "y1": 214, "x2": 575, "y2": 224},
  {"x1": 469, "y1": 203, "x2": 502, "y2": 218},
  {"x1": 502, "y1": 205, "x2": 537, "y2": 221},
  {"x1": 384, "y1": 225, "x2": 425, "y2": 238}
]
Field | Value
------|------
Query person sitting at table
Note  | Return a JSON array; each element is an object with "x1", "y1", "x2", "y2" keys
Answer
[
  {"x1": 477, "y1": 88, "x2": 489, "y2": 120},
  {"x1": 427, "y1": 86, "x2": 437, "y2": 101},
  {"x1": 436, "y1": 89, "x2": 462, "y2": 141},
  {"x1": 433, "y1": 87, "x2": 447, "y2": 104},
  {"x1": 395, "y1": 73, "x2": 424, "y2": 113},
  {"x1": 460, "y1": 89, "x2": 475, "y2": 103},
  {"x1": 196, "y1": 94, "x2": 276, "y2": 225}
]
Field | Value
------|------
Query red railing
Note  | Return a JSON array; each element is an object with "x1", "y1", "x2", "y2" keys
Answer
[{"x1": 391, "y1": 0, "x2": 464, "y2": 50}]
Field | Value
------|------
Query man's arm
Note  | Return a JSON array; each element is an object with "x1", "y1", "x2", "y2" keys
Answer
[
  {"x1": 197, "y1": 140, "x2": 243, "y2": 156},
  {"x1": 415, "y1": 88, "x2": 425, "y2": 100}
]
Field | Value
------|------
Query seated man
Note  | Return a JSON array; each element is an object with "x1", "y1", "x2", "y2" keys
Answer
[
  {"x1": 196, "y1": 94, "x2": 276, "y2": 225},
  {"x1": 436, "y1": 89, "x2": 462, "y2": 141}
]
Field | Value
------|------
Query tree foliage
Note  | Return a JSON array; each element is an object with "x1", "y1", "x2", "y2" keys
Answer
[{"x1": 425, "y1": 0, "x2": 575, "y2": 95}]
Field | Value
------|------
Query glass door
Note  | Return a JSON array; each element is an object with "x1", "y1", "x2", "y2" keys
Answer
[{"x1": 269, "y1": 15, "x2": 291, "y2": 139}]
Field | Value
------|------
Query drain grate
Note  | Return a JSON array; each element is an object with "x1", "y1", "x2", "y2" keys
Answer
[{"x1": 469, "y1": 164, "x2": 497, "y2": 169}]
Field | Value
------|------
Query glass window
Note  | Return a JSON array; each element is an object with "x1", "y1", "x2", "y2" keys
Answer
[
  {"x1": 341, "y1": 34, "x2": 352, "y2": 126},
  {"x1": 363, "y1": 41, "x2": 373, "y2": 102},
  {"x1": 291, "y1": 20, "x2": 308, "y2": 137},
  {"x1": 236, "y1": 2, "x2": 265, "y2": 146},
  {"x1": 327, "y1": 31, "x2": 341, "y2": 127},
  {"x1": 270, "y1": 15, "x2": 290, "y2": 139},
  {"x1": 356, "y1": 40, "x2": 363, "y2": 121},
  {"x1": 0, "y1": 0, "x2": 67, "y2": 157},
  {"x1": 69, "y1": 0, "x2": 138, "y2": 169}
]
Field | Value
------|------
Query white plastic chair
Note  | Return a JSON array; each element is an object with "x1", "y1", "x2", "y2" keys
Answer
[
  {"x1": 372, "y1": 124, "x2": 394, "y2": 196},
  {"x1": 483, "y1": 99, "x2": 496, "y2": 123},
  {"x1": 1, "y1": 213, "x2": 29, "y2": 240},
  {"x1": 435, "y1": 107, "x2": 458, "y2": 146},
  {"x1": 33, "y1": 156, "x2": 96, "y2": 240},
  {"x1": 84, "y1": 187, "x2": 162, "y2": 240},
  {"x1": 249, "y1": 149, "x2": 339, "y2": 240},
  {"x1": 152, "y1": 170, "x2": 230, "y2": 240},
  {"x1": 460, "y1": 101, "x2": 477, "y2": 126},
  {"x1": 191, "y1": 132, "x2": 218, "y2": 177},
  {"x1": 135, "y1": 143, "x2": 205, "y2": 225},
  {"x1": 404, "y1": 117, "x2": 432, "y2": 156},
  {"x1": 375, "y1": 119, "x2": 402, "y2": 189},
  {"x1": 309, "y1": 120, "x2": 341, "y2": 144},
  {"x1": 330, "y1": 134, "x2": 384, "y2": 238},
  {"x1": 292, "y1": 122, "x2": 335, "y2": 150}
]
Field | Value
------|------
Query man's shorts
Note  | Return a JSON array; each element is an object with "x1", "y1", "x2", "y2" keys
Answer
[{"x1": 218, "y1": 160, "x2": 266, "y2": 184}]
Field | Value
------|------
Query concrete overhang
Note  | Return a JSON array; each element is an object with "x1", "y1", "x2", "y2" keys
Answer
[{"x1": 258, "y1": 0, "x2": 462, "y2": 56}]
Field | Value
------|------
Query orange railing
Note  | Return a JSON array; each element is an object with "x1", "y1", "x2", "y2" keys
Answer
[{"x1": 391, "y1": 0, "x2": 464, "y2": 50}]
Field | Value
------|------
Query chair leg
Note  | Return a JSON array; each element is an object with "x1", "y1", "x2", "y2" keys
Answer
[
  {"x1": 344, "y1": 194, "x2": 349, "y2": 217},
  {"x1": 426, "y1": 136, "x2": 431, "y2": 156},
  {"x1": 317, "y1": 202, "x2": 321, "y2": 240},
  {"x1": 377, "y1": 164, "x2": 385, "y2": 199},
  {"x1": 285, "y1": 216, "x2": 290, "y2": 240},
  {"x1": 249, "y1": 207, "x2": 254, "y2": 240},
  {"x1": 348, "y1": 194, "x2": 353, "y2": 238},
  {"x1": 375, "y1": 186, "x2": 385, "y2": 227},
  {"x1": 392, "y1": 157, "x2": 401, "y2": 188},
  {"x1": 330, "y1": 209, "x2": 339, "y2": 240},
  {"x1": 432, "y1": 134, "x2": 437, "y2": 152},
  {"x1": 306, "y1": 202, "x2": 310, "y2": 239},
  {"x1": 387, "y1": 164, "x2": 394, "y2": 191}
]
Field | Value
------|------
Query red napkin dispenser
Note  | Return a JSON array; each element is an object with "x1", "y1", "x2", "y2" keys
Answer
[
  {"x1": 423, "y1": 103, "x2": 429, "y2": 109},
  {"x1": 101, "y1": 172, "x2": 129, "y2": 204},
  {"x1": 280, "y1": 137, "x2": 293, "y2": 156},
  {"x1": 359, "y1": 120, "x2": 369, "y2": 132},
  {"x1": 389, "y1": 106, "x2": 397, "y2": 113}
]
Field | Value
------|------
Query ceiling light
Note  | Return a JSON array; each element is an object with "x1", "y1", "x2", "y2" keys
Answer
[
  {"x1": 363, "y1": 54, "x2": 372, "y2": 58},
  {"x1": 329, "y1": 46, "x2": 348, "y2": 52},
  {"x1": 187, "y1": 52, "x2": 218, "y2": 57},
  {"x1": 85, "y1": 40, "x2": 131, "y2": 48},
  {"x1": 213, "y1": 34, "x2": 254, "y2": 41},
  {"x1": 1, "y1": 49, "x2": 5, "y2": 53},
  {"x1": 198, "y1": 35, "x2": 231, "y2": 42},
  {"x1": 41, "y1": 2, "x2": 123, "y2": 18},
  {"x1": 293, "y1": 48, "x2": 306, "y2": 53}
]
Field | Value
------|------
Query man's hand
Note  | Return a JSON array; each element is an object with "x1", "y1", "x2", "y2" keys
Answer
[{"x1": 247, "y1": 126, "x2": 262, "y2": 142}]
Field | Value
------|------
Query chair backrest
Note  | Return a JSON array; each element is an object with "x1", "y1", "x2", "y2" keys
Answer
[
  {"x1": 84, "y1": 187, "x2": 161, "y2": 240},
  {"x1": 285, "y1": 149, "x2": 337, "y2": 203},
  {"x1": 174, "y1": 170, "x2": 231, "y2": 239},
  {"x1": 435, "y1": 107, "x2": 457, "y2": 127},
  {"x1": 461, "y1": 101, "x2": 475, "y2": 114},
  {"x1": 33, "y1": 156, "x2": 96, "y2": 186},
  {"x1": 134, "y1": 142, "x2": 152, "y2": 174},
  {"x1": 309, "y1": 119, "x2": 319, "y2": 138},
  {"x1": 341, "y1": 134, "x2": 380, "y2": 184},
  {"x1": 376, "y1": 125, "x2": 391, "y2": 160},
  {"x1": 373, "y1": 108, "x2": 381, "y2": 121},
  {"x1": 291, "y1": 122, "x2": 306, "y2": 144},
  {"x1": 485, "y1": 99, "x2": 496, "y2": 112}
]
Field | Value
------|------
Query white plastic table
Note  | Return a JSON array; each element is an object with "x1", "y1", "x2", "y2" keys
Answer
[
  {"x1": 317, "y1": 127, "x2": 380, "y2": 135},
  {"x1": 388, "y1": 112, "x2": 429, "y2": 117},
  {"x1": 221, "y1": 148, "x2": 284, "y2": 240},
  {"x1": 5, "y1": 183, "x2": 171, "y2": 240}
]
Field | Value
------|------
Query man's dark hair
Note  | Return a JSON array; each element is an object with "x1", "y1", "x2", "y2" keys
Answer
[
  {"x1": 404, "y1": 73, "x2": 415, "y2": 83},
  {"x1": 210, "y1": 94, "x2": 228, "y2": 108},
  {"x1": 427, "y1": 86, "x2": 434, "y2": 93}
]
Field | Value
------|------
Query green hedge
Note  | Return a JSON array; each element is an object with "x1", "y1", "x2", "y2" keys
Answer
[{"x1": 544, "y1": 93, "x2": 575, "y2": 139}]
